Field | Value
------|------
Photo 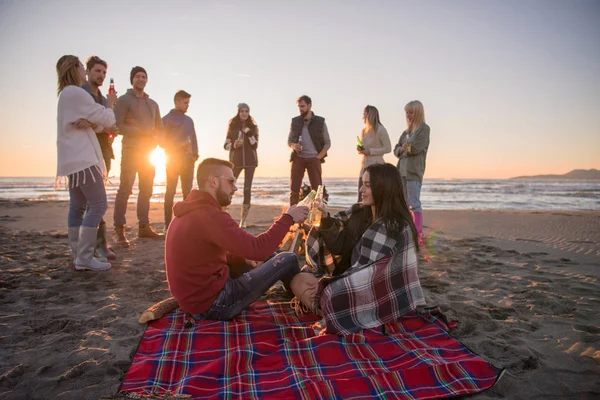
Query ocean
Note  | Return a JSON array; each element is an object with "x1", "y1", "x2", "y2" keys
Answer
[{"x1": 1, "y1": 177, "x2": 599, "y2": 211}]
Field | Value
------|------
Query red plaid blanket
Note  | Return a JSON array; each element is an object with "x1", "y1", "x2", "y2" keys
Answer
[{"x1": 121, "y1": 302, "x2": 501, "y2": 399}]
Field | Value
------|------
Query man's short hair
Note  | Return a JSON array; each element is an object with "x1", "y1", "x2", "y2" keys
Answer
[
  {"x1": 86, "y1": 55, "x2": 107, "y2": 71},
  {"x1": 174, "y1": 90, "x2": 191, "y2": 103},
  {"x1": 196, "y1": 158, "x2": 234, "y2": 188},
  {"x1": 297, "y1": 95, "x2": 312, "y2": 105}
]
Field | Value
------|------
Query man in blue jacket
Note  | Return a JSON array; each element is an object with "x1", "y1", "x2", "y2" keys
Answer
[{"x1": 161, "y1": 90, "x2": 199, "y2": 230}]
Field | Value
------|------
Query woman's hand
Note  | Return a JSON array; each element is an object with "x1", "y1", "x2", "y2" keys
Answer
[
  {"x1": 312, "y1": 198, "x2": 328, "y2": 215},
  {"x1": 358, "y1": 148, "x2": 371, "y2": 156},
  {"x1": 72, "y1": 118, "x2": 92, "y2": 129},
  {"x1": 233, "y1": 139, "x2": 242, "y2": 149}
]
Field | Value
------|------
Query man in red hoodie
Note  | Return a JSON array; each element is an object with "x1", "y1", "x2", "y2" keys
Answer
[{"x1": 165, "y1": 158, "x2": 309, "y2": 320}]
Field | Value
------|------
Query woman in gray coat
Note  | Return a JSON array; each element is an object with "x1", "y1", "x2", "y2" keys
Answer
[{"x1": 394, "y1": 100, "x2": 430, "y2": 245}]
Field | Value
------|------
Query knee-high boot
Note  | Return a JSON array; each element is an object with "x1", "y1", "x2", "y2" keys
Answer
[
  {"x1": 75, "y1": 226, "x2": 111, "y2": 271},
  {"x1": 95, "y1": 220, "x2": 116, "y2": 260},
  {"x1": 239, "y1": 204, "x2": 251, "y2": 228}
]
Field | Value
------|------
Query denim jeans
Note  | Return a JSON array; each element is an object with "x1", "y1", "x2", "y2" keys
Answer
[
  {"x1": 233, "y1": 166, "x2": 256, "y2": 205},
  {"x1": 68, "y1": 167, "x2": 108, "y2": 228},
  {"x1": 290, "y1": 157, "x2": 322, "y2": 205},
  {"x1": 192, "y1": 252, "x2": 300, "y2": 321},
  {"x1": 402, "y1": 177, "x2": 423, "y2": 213},
  {"x1": 114, "y1": 146, "x2": 156, "y2": 227},
  {"x1": 164, "y1": 156, "x2": 195, "y2": 227}
]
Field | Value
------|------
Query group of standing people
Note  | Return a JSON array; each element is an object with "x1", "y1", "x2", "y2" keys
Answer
[{"x1": 55, "y1": 53, "x2": 430, "y2": 278}]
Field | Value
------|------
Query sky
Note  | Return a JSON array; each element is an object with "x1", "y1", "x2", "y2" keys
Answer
[{"x1": 0, "y1": 0, "x2": 599, "y2": 179}]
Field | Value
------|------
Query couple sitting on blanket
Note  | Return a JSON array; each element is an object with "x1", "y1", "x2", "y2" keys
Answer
[{"x1": 165, "y1": 158, "x2": 425, "y2": 334}]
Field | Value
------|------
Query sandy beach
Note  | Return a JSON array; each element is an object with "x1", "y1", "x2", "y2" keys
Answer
[{"x1": 0, "y1": 200, "x2": 598, "y2": 399}]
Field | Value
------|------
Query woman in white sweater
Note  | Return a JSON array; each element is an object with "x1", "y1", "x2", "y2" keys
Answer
[
  {"x1": 56, "y1": 55, "x2": 117, "y2": 271},
  {"x1": 356, "y1": 105, "x2": 392, "y2": 201}
]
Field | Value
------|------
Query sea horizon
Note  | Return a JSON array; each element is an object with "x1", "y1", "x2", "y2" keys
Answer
[{"x1": 1, "y1": 176, "x2": 599, "y2": 211}]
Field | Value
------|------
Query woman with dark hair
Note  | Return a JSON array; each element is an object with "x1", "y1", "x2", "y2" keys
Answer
[
  {"x1": 290, "y1": 163, "x2": 426, "y2": 335},
  {"x1": 356, "y1": 105, "x2": 391, "y2": 201},
  {"x1": 223, "y1": 103, "x2": 259, "y2": 228},
  {"x1": 394, "y1": 100, "x2": 430, "y2": 245},
  {"x1": 56, "y1": 55, "x2": 117, "y2": 271}
]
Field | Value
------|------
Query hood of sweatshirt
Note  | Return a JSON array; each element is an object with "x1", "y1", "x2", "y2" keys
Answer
[
  {"x1": 125, "y1": 88, "x2": 149, "y2": 99},
  {"x1": 173, "y1": 190, "x2": 220, "y2": 218}
]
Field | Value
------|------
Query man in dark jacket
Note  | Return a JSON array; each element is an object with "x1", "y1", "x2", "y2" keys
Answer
[
  {"x1": 82, "y1": 55, "x2": 118, "y2": 260},
  {"x1": 287, "y1": 95, "x2": 331, "y2": 205},
  {"x1": 165, "y1": 158, "x2": 309, "y2": 320},
  {"x1": 161, "y1": 90, "x2": 198, "y2": 230}
]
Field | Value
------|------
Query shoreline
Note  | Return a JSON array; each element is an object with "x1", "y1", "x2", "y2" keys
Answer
[{"x1": 0, "y1": 201, "x2": 598, "y2": 399}]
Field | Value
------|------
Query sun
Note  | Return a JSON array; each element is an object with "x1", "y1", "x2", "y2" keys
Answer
[{"x1": 150, "y1": 147, "x2": 167, "y2": 182}]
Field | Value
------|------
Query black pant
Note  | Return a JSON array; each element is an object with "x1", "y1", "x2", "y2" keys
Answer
[
  {"x1": 290, "y1": 157, "x2": 322, "y2": 205},
  {"x1": 233, "y1": 166, "x2": 256, "y2": 206},
  {"x1": 164, "y1": 156, "x2": 195, "y2": 227}
]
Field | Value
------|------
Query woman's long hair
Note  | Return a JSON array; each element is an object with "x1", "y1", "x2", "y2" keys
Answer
[
  {"x1": 364, "y1": 163, "x2": 419, "y2": 248},
  {"x1": 56, "y1": 55, "x2": 82, "y2": 95},
  {"x1": 362, "y1": 105, "x2": 382, "y2": 135},
  {"x1": 405, "y1": 100, "x2": 425, "y2": 133},
  {"x1": 228, "y1": 106, "x2": 258, "y2": 134}
]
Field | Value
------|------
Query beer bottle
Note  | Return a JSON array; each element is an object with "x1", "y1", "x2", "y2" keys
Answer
[
  {"x1": 357, "y1": 136, "x2": 364, "y2": 150},
  {"x1": 297, "y1": 136, "x2": 303, "y2": 152},
  {"x1": 297, "y1": 189, "x2": 316, "y2": 207},
  {"x1": 308, "y1": 185, "x2": 324, "y2": 226},
  {"x1": 108, "y1": 78, "x2": 116, "y2": 95}
]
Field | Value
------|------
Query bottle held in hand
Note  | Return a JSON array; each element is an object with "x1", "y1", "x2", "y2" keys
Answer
[
  {"x1": 297, "y1": 136, "x2": 303, "y2": 152},
  {"x1": 356, "y1": 136, "x2": 364, "y2": 151},
  {"x1": 308, "y1": 185, "x2": 324, "y2": 226},
  {"x1": 108, "y1": 78, "x2": 116, "y2": 95},
  {"x1": 297, "y1": 189, "x2": 316, "y2": 208}
]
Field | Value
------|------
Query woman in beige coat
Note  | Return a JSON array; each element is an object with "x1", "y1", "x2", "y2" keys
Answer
[{"x1": 356, "y1": 105, "x2": 392, "y2": 201}]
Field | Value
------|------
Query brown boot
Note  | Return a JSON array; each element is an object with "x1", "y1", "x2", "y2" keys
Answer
[
  {"x1": 114, "y1": 225, "x2": 130, "y2": 248},
  {"x1": 138, "y1": 223, "x2": 164, "y2": 239}
]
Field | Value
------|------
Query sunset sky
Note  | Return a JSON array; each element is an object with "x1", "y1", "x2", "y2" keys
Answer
[{"x1": 0, "y1": 0, "x2": 598, "y2": 179}]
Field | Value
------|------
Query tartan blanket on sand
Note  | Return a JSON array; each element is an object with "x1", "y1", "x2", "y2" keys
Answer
[
  {"x1": 304, "y1": 204, "x2": 426, "y2": 335},
  {"x1": 121, "y1": 301, "x2": 502, "y2": 399}
]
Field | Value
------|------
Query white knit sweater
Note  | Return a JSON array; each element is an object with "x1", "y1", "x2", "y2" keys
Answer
[{"x1": 56, "y1": 85, "x2": 116, "y2": 185}]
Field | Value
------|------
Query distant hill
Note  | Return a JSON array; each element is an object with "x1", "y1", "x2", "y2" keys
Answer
[{"x1": 511, "y1": 169, "x2": 600, "y2": 180}]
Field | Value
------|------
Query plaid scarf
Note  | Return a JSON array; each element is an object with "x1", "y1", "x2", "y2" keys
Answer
[{"x1": 305, "y1": 204, "x2": 426, "y2": 335}]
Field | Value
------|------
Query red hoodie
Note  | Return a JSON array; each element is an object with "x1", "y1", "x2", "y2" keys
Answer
[{"x1": 165, "y1": 190, "x2": 294, "y2": 314}]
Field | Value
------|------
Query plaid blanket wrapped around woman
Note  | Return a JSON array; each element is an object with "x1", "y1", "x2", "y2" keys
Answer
[{"x1": 304, "y1": 204, "x2": 426, "y2": 335}]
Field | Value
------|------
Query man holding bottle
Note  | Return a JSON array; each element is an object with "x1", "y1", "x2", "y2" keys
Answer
[
  {"x1": 113, "y1": 66, "x2": 163, "y2": 245},
  {"x1": 82, "y1": 55, "x2": 118, "y2": 260},
  {"x1": 161, "y1": 90, "x2": 198, "y2": 230},
  {"x1": 287, "y1": 95, "x2": 331, "y2": 206}
]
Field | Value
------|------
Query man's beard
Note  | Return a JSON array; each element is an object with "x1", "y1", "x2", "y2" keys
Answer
[{"x1": 216, "y1": 187, "x2": 232, "y2": 207}]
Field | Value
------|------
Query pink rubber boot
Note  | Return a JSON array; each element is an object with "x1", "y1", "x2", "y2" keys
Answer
[{"x1": 413, "y1": 212, "x2": 424, "y2": 245}]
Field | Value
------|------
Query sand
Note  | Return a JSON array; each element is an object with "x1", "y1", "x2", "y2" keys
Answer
[{"x1": 0, "y1": 200, "x2": 598, "y2": 399}]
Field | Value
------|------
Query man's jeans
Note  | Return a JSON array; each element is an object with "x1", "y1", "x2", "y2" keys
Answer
[
  {"x1": 402, "y1": 177, "x2": 423, "y2": 213},
  {"x1": 114, "y1": 146, "x2": 156, "y2": 227},
  {"x1": 290, "y1": 157, "x2": 322, "y2": 205},
  {"x1": 233, "y1": 166, "x2": 256, "y2": 205},
  {"x1": 68, "y1": 167, "x2": 108, "y2": 228},
  {"x1": 164, "y1": 156, "x2": 195, "y2": 227},
  {"x1": 192, "y1": 252, "x2": 300, "y2": 321}
]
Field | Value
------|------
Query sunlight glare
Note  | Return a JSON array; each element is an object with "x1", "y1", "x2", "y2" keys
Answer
[{"x1": 150, "y1": 147, "x2": 167, "y2": 183}]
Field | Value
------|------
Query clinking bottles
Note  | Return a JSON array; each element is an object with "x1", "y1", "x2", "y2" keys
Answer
[
  {"x1": 308, "y1": 185, "x2": 324, "y2": 226},
  {"x1": 297, "y1": 189, "x2": 316, "y2": 208},
  {"x1": 108, "y1": 78, "x2": 116, "y2": 95}
]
